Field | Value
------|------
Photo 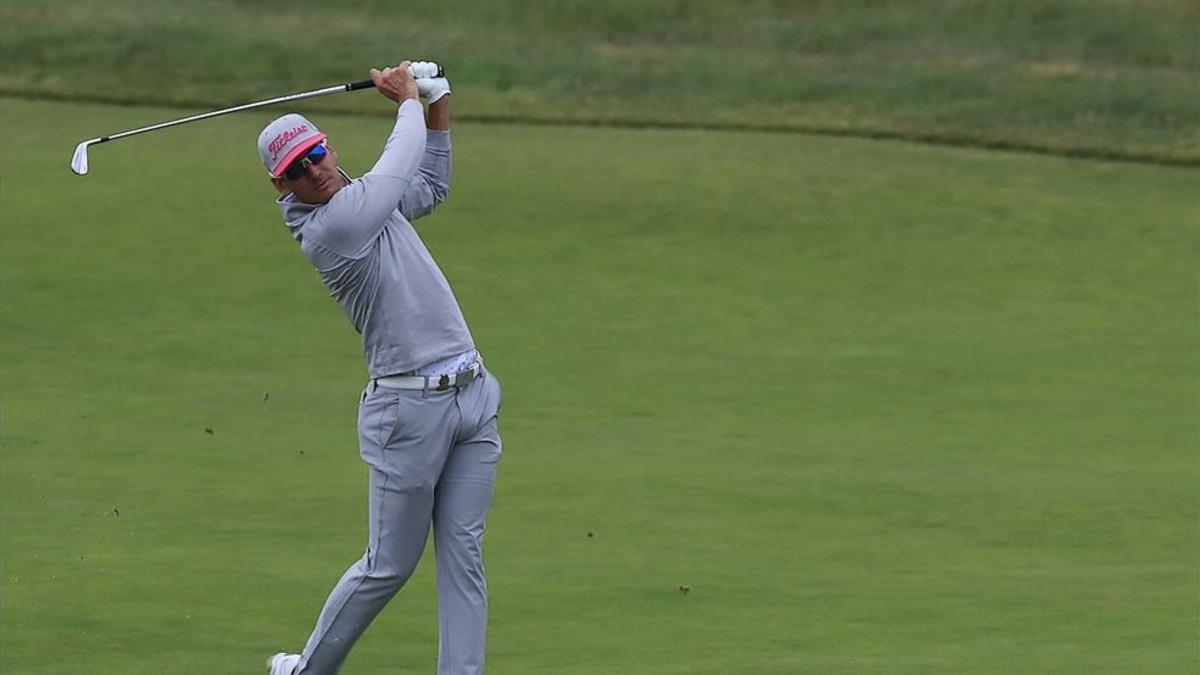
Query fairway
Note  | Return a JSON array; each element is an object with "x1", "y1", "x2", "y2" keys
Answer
[{"x1": 1, "y1": 97, "x2": 1197, "y2": 673}]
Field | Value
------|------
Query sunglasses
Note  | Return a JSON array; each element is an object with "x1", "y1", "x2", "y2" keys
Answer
[{"x1": 281, "y1": 143, "x2": 328, "y2": 181}]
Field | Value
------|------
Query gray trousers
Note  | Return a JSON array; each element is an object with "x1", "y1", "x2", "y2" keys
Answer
[{"x1": 295, "y1": 369, "x2": 502, "y2": 675}]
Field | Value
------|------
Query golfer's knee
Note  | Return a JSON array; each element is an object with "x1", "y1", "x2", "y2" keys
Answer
[
  {"x1": 436, "y1": 529, "x2": 484, "y2": 570},
  {"x1": 367, "y1": 547, "x2": 422, "y2": 588}
]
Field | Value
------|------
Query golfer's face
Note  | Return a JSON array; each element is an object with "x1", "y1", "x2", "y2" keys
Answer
[{"x1": 279, "y1": 142, "x2": 343, "y2": 204}]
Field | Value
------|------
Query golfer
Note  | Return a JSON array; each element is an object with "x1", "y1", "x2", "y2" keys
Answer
[{"x1": 259, "y1": 62, "x2": 502, "y2": 675}]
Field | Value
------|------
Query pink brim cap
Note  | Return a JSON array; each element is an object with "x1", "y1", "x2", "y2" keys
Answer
[{"x1": 269, "y1": 132, "x2": 327, "y2": 177}]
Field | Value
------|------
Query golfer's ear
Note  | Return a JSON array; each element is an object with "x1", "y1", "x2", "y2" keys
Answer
[{"x1": 271, "y1": 176, "x2": 289, "y2": 194}]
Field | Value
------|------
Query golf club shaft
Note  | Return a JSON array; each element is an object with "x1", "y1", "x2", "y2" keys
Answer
[
  {"x1": 72, "y1": 63, "x2": 443, "y2": 175},
  {"x1": 95, "y1": 79, "x2": 376, "y2": 145}
]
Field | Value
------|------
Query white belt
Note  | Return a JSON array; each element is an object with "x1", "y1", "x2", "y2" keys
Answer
[{"x1": 374, "y1": 361, "x2": 481, "y2": 392}]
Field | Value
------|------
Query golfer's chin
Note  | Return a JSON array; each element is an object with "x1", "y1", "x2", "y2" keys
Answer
[
  {"x1": 314, "y1": 179, "x2": 338, "y2": 202},
  {"x1": 301, "y1": 176, "x2": 343, "y2": 204}
]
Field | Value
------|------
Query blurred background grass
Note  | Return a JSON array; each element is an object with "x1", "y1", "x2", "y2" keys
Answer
[{"x1": 1, "y1": 0, "x2": 1197, "y2": 163}]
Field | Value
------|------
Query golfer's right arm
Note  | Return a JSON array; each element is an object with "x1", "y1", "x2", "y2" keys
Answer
[{"x1": 313, "y1": 66, "x2": 426, "y2": 256}]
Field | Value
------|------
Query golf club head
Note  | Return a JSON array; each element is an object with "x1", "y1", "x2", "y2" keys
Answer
[{"x1": 70, "y1": 140, "x2": 93, "y2": 175}]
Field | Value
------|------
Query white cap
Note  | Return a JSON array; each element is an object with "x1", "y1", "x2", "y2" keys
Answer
[{"x1": 257, "y1": 113, "x2": 327, "y2": 177}]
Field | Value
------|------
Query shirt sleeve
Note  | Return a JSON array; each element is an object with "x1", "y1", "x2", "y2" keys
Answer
[
  {"x1": 398, "y1": 130, "x2": 452, "y2": 222},
  {"x1": 304, "y1": 99, "x2": 426, "y2": 257}
]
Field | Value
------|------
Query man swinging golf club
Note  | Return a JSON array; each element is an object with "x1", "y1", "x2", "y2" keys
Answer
[{"x1": 262, "y1": 62, "x2": 502, "y2": 675}]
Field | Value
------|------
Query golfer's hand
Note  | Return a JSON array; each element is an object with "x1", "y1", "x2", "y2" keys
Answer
[
  {"x1": 371, "y1": 62, "x2": 420, "y2": 104},
  {"x1": 409, "y1": 61, "x2": 451, "y2": 104},
  {"x1": 416, "y1": 77, "x2": 451, "y2": 104}
]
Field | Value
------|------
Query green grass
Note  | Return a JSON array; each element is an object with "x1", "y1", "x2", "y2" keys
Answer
[
  {"x1": 1, "y1": 96, "x2": 1198, "y2": 673},
  {"x1": 1, "y1": 0, "x2": 1198, "y2": 164}
]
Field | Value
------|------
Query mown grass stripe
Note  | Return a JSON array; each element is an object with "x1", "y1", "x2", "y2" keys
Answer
[{"x1": 7, "y1": 90, "x2": 1196, "y2": 168}]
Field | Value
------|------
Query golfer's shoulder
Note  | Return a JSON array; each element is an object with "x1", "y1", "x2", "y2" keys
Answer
[
  {"x1": 300, "y1": 220, "x2": 380, "y2": 263},
  {"x1": 306, "y1": 190, "x2": 401, "y2": 258}
]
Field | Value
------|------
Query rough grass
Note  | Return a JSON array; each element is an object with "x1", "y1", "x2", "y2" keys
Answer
[
  {"x1": 2, "y1": 97, "x2": 1197, "y2": 672},
  {"x1": 1, "y1": 0, "x2": 1197, "y2": 163}
]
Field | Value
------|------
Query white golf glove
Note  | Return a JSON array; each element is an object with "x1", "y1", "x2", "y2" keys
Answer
[
  {"x1": 408, "y1": 61, "x2": 451, "y2": 104},
  {"x1": 408, "y1": 61, "x2": 442, "y2": 79},
  {"x1": 416, "y1": 77, "x2": 451, "y2": 104}
]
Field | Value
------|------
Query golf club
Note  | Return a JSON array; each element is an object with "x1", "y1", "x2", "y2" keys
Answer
[{"x1": 70, "y1": 62, "x2": 443, "y2": 176}]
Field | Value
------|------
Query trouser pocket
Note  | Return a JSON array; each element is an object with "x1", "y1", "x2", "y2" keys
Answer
[{"x1": 358, "y1": 388, "x2": 403, "y2": 466}]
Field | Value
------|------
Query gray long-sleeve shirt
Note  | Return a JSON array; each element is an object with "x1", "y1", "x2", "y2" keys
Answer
[{"x1": 277, "y1": 99, "x2": 475, "y2": 378}]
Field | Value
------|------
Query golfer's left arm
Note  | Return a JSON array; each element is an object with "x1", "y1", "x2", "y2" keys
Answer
[{"x1": 398, "y1": 84, "x2": 452, "y2": 221}]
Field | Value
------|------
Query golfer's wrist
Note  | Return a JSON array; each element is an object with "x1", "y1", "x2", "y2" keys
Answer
[{"x1": 426, "y1": 97, "x2": 450, "y2": 130}]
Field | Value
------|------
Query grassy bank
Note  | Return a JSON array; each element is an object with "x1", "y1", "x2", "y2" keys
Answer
[
  {"x1": 2, "y1": 97, "x2": 1198, "y2": 672},
  {"x1": 1, "y1": 0, "x2": 1197, "y2": 164}
]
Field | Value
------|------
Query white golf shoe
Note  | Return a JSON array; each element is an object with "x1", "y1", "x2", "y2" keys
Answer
[{"x1": 267, "y1": 652, "x2": 301, "y2": 675}]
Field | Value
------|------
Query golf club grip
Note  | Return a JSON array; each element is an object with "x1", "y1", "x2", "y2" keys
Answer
[{"x1": 346, "y1": 64, "x2": 445, "y2": 91}]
